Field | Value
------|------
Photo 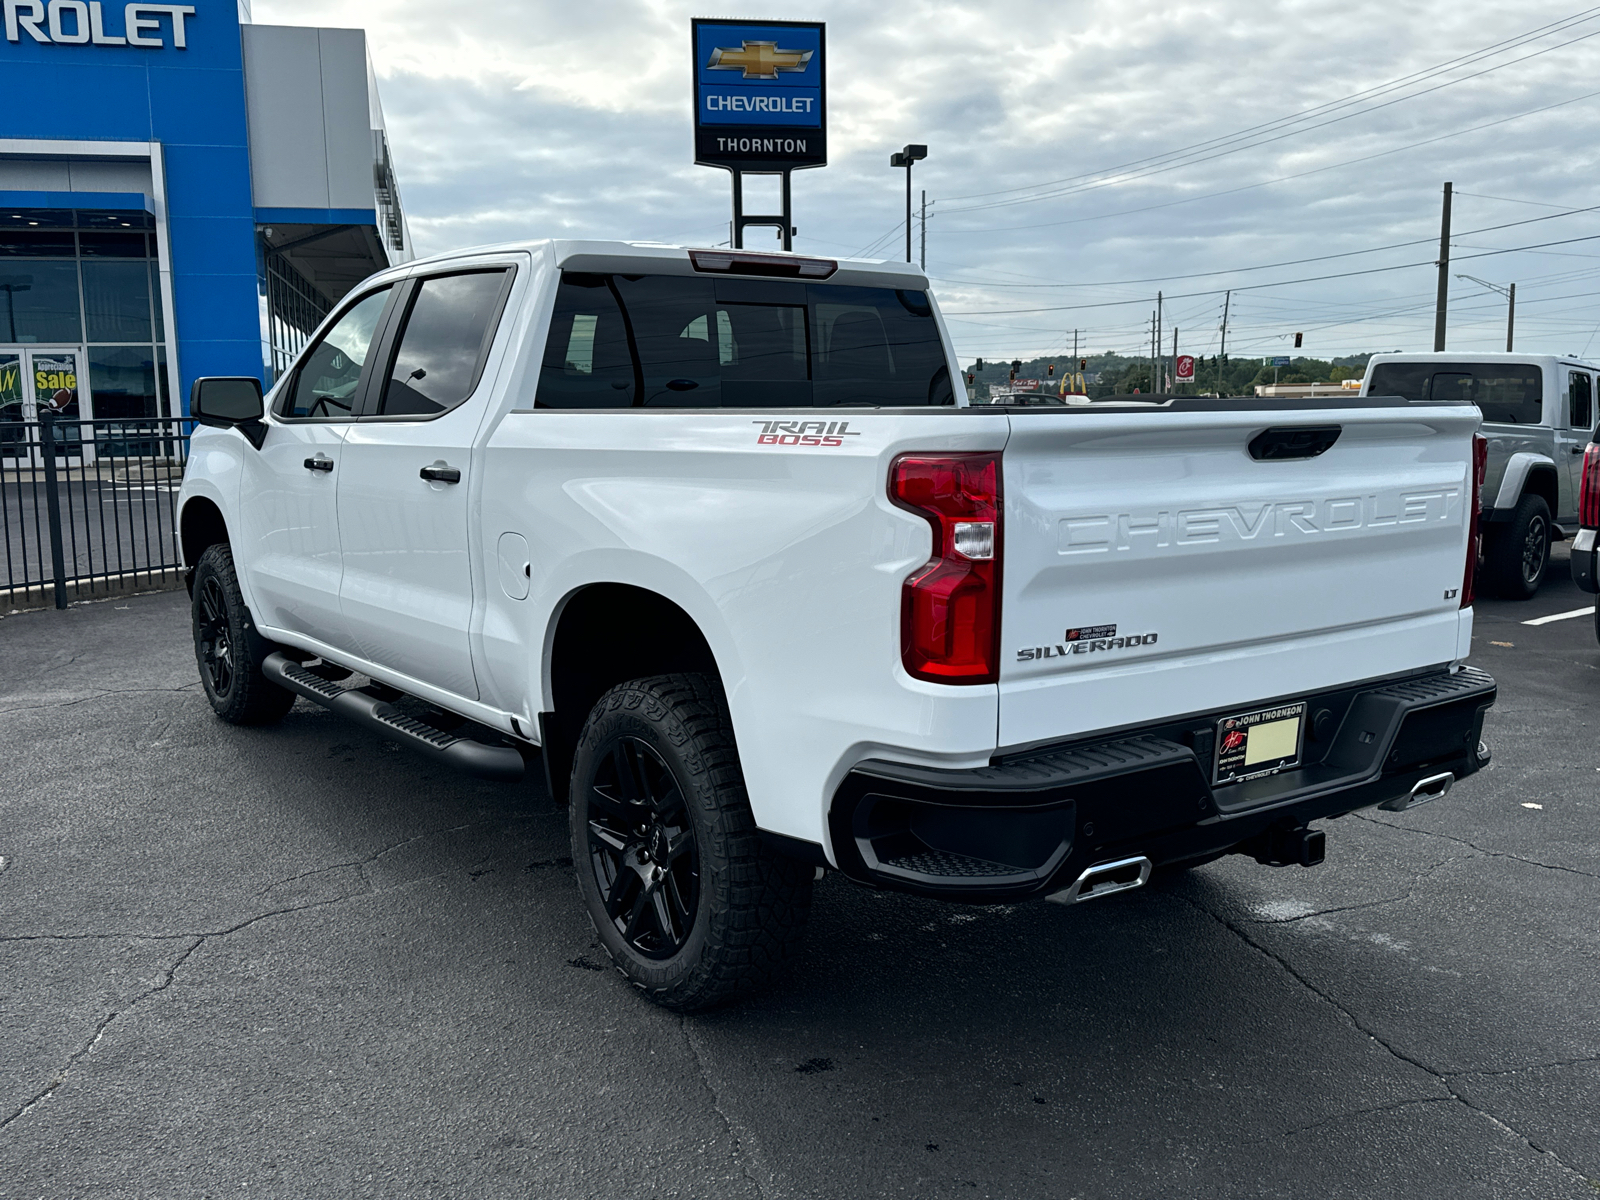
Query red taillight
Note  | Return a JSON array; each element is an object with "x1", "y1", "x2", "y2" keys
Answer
[
  {"x1": 1580, "y1": 442, "x2": 1600, "y2": 528},
  {"x1": 1462, "y1": 432, "x2": 1488, "y2": 609},
  {"x1": 890, "y1": 453, "x2": 1002, "y2": 684}
]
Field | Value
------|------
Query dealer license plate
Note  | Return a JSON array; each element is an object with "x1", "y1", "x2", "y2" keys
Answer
[{"x1": 1214, "y1": 702, "x2": 1307, "y2": 785}]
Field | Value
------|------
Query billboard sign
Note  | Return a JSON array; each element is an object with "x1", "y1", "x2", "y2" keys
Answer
[
  {"x1": 1175, "y1": 354, "x2": 1195, "y2": 382},
  {"x1": 692, "y1": 18, "x2": 825, "y2": 171}
]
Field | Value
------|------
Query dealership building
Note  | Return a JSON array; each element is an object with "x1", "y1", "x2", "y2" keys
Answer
[{"x1": 0, "y1": 0, "x2": 412, "y2": 424}]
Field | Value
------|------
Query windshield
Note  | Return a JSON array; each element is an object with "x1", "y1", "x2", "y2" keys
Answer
[
  {"x1": 535, "y1": 272, "x2": 953, "y2": 408},
  {"x1": 1368, "y1": 361, "x2": 1542, "y2": 424}
]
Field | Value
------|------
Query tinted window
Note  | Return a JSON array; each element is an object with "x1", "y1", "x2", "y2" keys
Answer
[
  {"x1": 280, "y1": 287, "x2": 391, "y2": 420},
  {"x1": 538, "y1": 274, "x2": 638, "y2": 407},
  {"x1": 0, "y1": 261, "x2": 82, "y2": 342},
  {"x1": 82, "y1": 260, "x2": 152, "y2": 342},
  {"x1": 533, "y1": 272, "x2": 952, "y2": 408},
  {"x1": 1368, "y1": 361, "x2": 1542, "y2": 424},
  {"x1": 379, "y1": 271, "x2": 509, "y2": 416},
  {"x1": 1569, "y1": 372, "x2": 1592, "y2": 429}
]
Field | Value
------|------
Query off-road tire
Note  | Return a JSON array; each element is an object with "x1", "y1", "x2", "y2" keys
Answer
[
  {"x1": 1482, "y1": 493, "x2": 1551, "y2": 600},
  {"x1": 191, "y1": 543, "x2": 295, "y2": 725},
  {"x1": 569, "y1": 673, "x2": 813, "y2": 1012}
]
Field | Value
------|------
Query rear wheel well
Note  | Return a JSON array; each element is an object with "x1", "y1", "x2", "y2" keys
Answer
[
  {"x1": 180, "y1": 498, "x2": 229, "y2": 592},
  {"x1": 541, "y1": 584, "x2": 720, "y2": 804},
  {"x1": 1522, "y1": 466, "x2": 1559, "y2": 518}
]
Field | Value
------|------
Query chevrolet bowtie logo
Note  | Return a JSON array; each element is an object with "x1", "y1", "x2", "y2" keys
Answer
[{"x1": 707, "y1": 40, "x2": 813, "y2": 80}]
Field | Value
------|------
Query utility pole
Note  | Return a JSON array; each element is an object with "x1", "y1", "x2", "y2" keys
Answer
[
  {"x1": 1217, "y1": 290, "x2": 1231, "y2": 395},
  {"x1": 1507, "y1": 282, "x2": 1515, "y2": 352},
  {"x1": 1155, "y1": 291, "x2": 1163, "y2": 393},
  {"x1": 1171, "y1": 326, "x2": 1178, "y2": 394},
  {"x1": 919, "y1": 190, "x2": 927, "y2": 270},
  {"x1": 1434, "y1": 181, "x2": 1453, "y2": 352},
  {"x1": 1149, "y1": 310, "x2": 1156, "y2": 392}
]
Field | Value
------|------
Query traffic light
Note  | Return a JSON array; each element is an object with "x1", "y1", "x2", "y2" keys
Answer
[
  {"x1": 966, "y1": 373, "x2": 974, "y2": 386},
  {"x1": 1293, "y1": 332, "x2": 1303, "y2": 349},
  {"x1": 974, "y1": 358, "x2": 984, "y2": 371},
  {"x1": 1079, "y1": 359, "x2": 1087, "y2": 371},
  {"x1": 1047, "y1": 363, "x2": 1055, "y2": 376}
]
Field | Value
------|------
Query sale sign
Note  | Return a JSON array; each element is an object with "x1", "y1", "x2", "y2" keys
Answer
[{"x1": 1175, "y1": 354, "x2": 1195, "y2": 382}]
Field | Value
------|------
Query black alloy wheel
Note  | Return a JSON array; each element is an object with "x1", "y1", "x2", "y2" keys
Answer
[
  {"x1": 1483, "y1": 493, "x2": 1552, "y2": 600},
  {"x1": 195, "y1": 574, "x2": 236, "y2": 699},
  {"x1": 586, "y1": 737, "x2": 700, "y2": 959},
  {"x1": 190, "y1": 542, "x2": 295, "y2": 725},
  {"x1": 1521, "y1": 510, "x2": 1550, "y2": 589},
  {"x1": 568, "y1": 674, "x2": 814, "y2": 1011}
]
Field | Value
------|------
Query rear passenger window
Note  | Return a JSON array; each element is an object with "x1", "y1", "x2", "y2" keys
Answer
[
  {"x1": 533, "y1": 272, "x2": 952, "y2": 408},
  {"x1": 378, "y1": 270, "x2": 510, "y2": 417},
  {"x1": 1569, "y1": 371, "x2": 1592, "y2": 429},
  {"x1": 1367, "y1": 361, "x2": 1542, "y2": 424},
  {"x1": 279, "y1": 287, "x2": 391, "y2": 420}
]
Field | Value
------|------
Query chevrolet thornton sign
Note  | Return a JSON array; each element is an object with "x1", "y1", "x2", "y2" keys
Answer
[{"x1": 692, "y1": 17, "x2": 826, "y2": 171}]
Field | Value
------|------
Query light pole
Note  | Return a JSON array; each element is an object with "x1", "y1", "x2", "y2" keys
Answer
[
  {"x1": 889, "y1": 144, "x2": 927, "y2": 263},
  {"x1": 1457, "y1": 273, "x2": 1516, "y2": 351},
  {"x1": 0, "y1": 276, "x2": 32, "y2": 343}
]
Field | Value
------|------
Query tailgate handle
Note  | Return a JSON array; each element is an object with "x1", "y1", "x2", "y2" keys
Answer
[{"x1": 1249, "y1": 425, "x2": 1342, "y2": 461}]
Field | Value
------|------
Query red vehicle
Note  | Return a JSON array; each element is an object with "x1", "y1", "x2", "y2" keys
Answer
[{"x1": 1572, "y1": 424, "x2": 1599, "y2": 643}]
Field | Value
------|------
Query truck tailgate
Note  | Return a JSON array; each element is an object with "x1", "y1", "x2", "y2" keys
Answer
[{"x1": 998, "y1": 403, "x2": 1479, "y2": 749}]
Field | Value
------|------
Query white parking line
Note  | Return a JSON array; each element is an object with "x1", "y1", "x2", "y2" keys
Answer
[{"x1": 1522, "y1": 606, "x2": 1597, "y2": 626}]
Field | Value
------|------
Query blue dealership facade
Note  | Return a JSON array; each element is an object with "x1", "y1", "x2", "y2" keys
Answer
[{"x1": 0, "y1": 0, "x2": 410, "y2": 424}]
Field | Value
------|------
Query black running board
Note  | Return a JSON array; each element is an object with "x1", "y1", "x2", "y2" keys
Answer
[{"x1": 263, "y1": 652, "x2": 525, "y2": 782}]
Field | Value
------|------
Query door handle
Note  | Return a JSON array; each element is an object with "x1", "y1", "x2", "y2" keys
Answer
[
  {"x1": 420, "y1": 463, "x2": 461, "y2": 484},
  {"x1": 1573, "y1": 445, "x2": 1586, "y2": 455},
  {"x1": 304, "y1": 455, "x2": 334, "y2": 472}
]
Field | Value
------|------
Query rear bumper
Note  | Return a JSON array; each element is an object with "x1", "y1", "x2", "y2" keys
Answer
[
  {"x1": 828, "y1": 665, "x2": 1496, "y2": 901},
  {"x1": 1572, "y1": 528, "x2": 1597, "y2": 593}
]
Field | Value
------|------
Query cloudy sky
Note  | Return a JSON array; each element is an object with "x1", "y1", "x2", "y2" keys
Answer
[{"x1": 256, "y1": 0, "x2": 1600, "y2": 367}]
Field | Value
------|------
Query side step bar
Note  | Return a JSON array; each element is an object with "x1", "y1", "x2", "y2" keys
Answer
[{"x1": 263, "y1": 652, "x2": 525, "y2": 782}]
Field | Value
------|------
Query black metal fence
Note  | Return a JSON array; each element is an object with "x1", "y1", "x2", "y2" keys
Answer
[{"x1": 1, "y1": 414, "x2": 192, "y2": 610}]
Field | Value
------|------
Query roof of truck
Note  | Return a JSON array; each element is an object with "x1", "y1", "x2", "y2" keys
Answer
[
  {"x1": 398, "y1": 239, "x2": 932, "y2": 291},
  {"x1": 1365, "y1": 350, "x2": 1600, "y2": 370}
]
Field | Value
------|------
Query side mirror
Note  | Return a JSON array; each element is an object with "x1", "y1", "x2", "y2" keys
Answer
[{"x1": 190, "y1": 377, "x2": 267, "y2": 448}]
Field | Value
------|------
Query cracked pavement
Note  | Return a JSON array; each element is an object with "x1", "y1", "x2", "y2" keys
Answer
[{"x1": 1, "y1": 557, "x2": 1596, "y2": 1199}]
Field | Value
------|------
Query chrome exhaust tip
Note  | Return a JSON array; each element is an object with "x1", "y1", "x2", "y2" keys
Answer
[
  {"x1": 1046, "y1": 855, "x2": 1153, "y2": 905},
  {"x1": 1379, "y1": 771, "x2": 1454, "y2": 813}
]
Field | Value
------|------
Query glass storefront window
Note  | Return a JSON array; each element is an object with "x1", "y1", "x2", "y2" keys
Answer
[
  {"x1": 0, "y1": 209, "x2": 169, "y2": 432},
  {"x1": 83, "y1": 260, "x2": 153, "y2": 342},
  {"x1": 88, "y1": 346, "x2": 158, "y2": 419},
  {"x1": 151, "y1": 261, "x2": 164, "y2": 340},
  {"x1": 0, "y1": 261, "x2": 83, "y2": 343}
]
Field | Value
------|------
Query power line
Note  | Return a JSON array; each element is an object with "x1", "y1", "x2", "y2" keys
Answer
[
  {"x1": 942, "y1": 229, "x2": 1600, "y2": 316},
  {"x1": 932, "y1": 86, "x2": 1600, "y2": 238},
  {"x1": 937, "y1": 6, "x2": 1600, "y2": 208},
  {"x1": 938, "y1": 16, "x2": 1600, "y2": 217}
]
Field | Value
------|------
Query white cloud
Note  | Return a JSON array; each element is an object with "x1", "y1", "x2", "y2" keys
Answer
[{"x1": 256, "y1": 0, "x2": 1600, "y2": 361}]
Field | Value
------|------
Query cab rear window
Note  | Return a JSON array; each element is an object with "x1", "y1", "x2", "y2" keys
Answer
[
  {"x1": 534, "y1": 272, "x2": 953, "y2": 408},
  {"x1": 1367, "y1": 361, "x2": 1542, "y2": 424}
]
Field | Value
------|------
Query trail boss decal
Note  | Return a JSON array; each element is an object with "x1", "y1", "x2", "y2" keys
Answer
[
  {"x1": 753, "y1": 420, "x2": 860, "y2": 447},
  {"x1": 1018, "y1": 626, "x2": 1159, "y2": 662}
]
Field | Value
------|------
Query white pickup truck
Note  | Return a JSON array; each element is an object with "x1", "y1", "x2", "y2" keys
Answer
[{"x1": 178, "y1": 241, "x2": 1497, "y2": 1010}]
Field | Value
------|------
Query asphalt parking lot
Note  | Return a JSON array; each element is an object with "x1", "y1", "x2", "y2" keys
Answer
[{"x1": 2, "y1": 557, "x2": 1596, "y2": 1199}]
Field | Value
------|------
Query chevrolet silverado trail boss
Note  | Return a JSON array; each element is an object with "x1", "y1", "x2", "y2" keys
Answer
[{"x1": 177, "y1": 241, "x2": 1498, "y2": 1010}]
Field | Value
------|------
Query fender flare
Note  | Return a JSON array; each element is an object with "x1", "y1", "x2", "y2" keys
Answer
[{"x1": 1488, "y1": 451, "x2": 1559, "y2": 518}]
